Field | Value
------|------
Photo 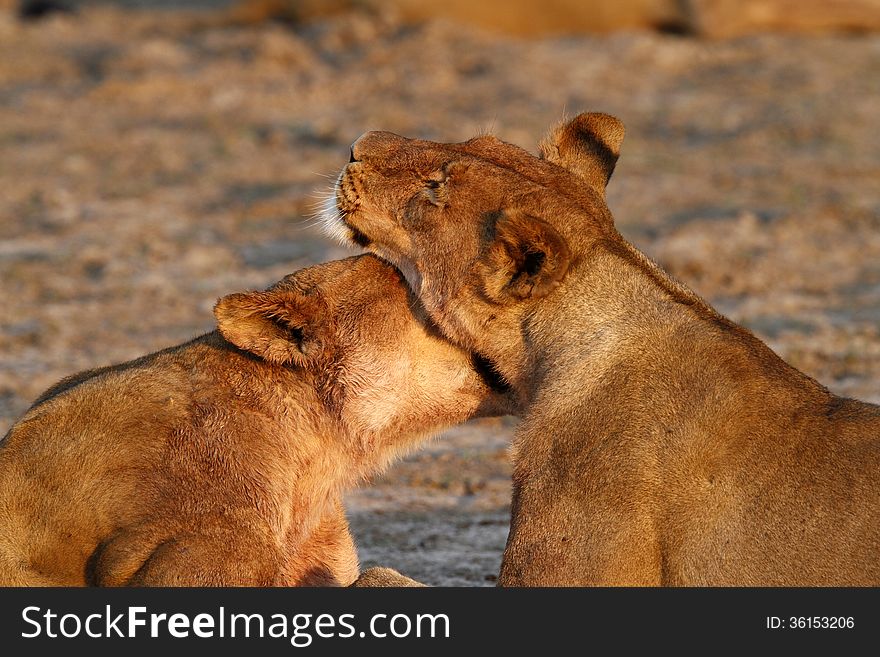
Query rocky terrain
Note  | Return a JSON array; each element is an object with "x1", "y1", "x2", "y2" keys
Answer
[{"x1": 1, "y1": 5, "x2": 878, "y2": 584}]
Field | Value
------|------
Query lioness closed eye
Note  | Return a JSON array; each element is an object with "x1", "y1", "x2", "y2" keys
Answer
[
  {"x1": 0, "y1": 254, "x2": 509, "y2": 586},
  {"x1": 326, "y1": 114, "x2": 880, "y2": 586}
]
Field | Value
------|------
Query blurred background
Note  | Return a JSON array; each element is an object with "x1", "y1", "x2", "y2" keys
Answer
[{"x1": 1, "y1": 0, "x2": 879, "y2": 585}]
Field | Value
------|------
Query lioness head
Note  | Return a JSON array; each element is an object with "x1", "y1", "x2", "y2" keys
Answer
[
  {"x1": 324, "y1": 113, "x2": 625, "y2": 393},
  {"x1": 214, "y1": 254, "x2": 510, "y2": 444}
]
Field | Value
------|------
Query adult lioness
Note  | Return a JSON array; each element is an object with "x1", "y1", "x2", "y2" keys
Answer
[
  {"x1": 327, "y1": 114, "x2": 880, "y2": 586},
  {"x1": 0, "y1": 254, "x2": 509, "y2": 586}
]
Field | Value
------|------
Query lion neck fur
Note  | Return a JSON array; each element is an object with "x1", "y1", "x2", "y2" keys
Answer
[{"x1": 481, "y1": 229, "x2": 832, "y2": 447}]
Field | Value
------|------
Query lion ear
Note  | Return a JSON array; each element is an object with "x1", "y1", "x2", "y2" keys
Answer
[
  {"x1": 213, "y1": 289, "x2": 328, "y2": 366},
  {"x1": 480, "y1": 209, "x2": 571, "y2": 303},
  {"x1": 539, "y1": 112, "x2": 625, "y2": 197}
]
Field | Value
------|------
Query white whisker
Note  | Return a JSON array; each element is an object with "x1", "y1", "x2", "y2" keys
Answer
[{"x1": 308, "y1": 174, "x2": 354, "y2": 246}]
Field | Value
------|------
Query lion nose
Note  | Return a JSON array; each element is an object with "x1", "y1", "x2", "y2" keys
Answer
[{"x1": 350, "y1": 131, "x2": 406, "y2": 163}]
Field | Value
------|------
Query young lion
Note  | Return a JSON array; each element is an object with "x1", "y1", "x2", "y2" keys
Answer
[
  {"x1": 327, "y1": 114, "x2": 880, "y2": 586},
  {"x1": 0, "y1": 254, "x2": 509, "y2": 586}
]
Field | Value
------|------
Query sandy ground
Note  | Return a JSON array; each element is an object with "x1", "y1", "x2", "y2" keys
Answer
[{"x1": 1, "y1": 6, "x2": 878, "y2": 585}]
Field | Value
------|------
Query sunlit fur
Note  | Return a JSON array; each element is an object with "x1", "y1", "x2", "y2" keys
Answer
[
  {"x1": 0, "y1": 255, "x2": 509, "y2": 586},
  {"x1": 329, "y1": 113, "x2": 880, "y2": 586}
]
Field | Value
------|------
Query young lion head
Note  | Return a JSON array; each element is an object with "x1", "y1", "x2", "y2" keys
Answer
[
  {"x1": 323, "y1": 113, "x2": 626, "y2": 394},
  {"x1": 214, "y1": 254, "x2": 511, "y2": 440}
]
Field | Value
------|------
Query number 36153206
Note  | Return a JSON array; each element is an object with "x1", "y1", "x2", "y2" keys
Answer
[{"x1": 766, "y1": 616, "x2": 854, "y2": 629}]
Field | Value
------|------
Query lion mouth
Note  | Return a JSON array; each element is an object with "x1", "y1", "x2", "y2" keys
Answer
[
  {"x1": 316, "y1": 169, "x2": 372, "y2": 247},
  {"x1": 335, "y1": 167, "x2": 374, "y2": 247},
  {"x1": 344, "y1": 219, "x2": 371, "y2": 247}
]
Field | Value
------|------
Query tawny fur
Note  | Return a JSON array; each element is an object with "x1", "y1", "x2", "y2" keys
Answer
[
  {"x1": 329, "y1": 115, "x2": 880, "y2": 586},
  {"x1": 0, "y1": 254, "x2": 509, "y2": 586},
  {"x1": 350, "y1": 566, "x2": 425, "y2": 587}
]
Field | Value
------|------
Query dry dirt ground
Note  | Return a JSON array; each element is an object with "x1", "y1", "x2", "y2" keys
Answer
[{"x1": 1, "y1": 6, "x2": 878, "y2": 585}]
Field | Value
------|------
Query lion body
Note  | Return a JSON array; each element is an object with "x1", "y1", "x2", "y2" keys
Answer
[
  {"x1": 0, "y1": 255, "x2": 505, "y2": 586},
  {"x1": 330, "y1": 115, "x2": 880, "y2": 585}
]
